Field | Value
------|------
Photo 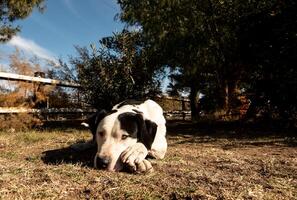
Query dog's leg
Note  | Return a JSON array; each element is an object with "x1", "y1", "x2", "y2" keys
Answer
[
  {"x1": 148, "y1": 149, "x2": 166, "y2": 159},
  {"x1": 149, "y1": 124, "x2": 167, "y2": 159}
]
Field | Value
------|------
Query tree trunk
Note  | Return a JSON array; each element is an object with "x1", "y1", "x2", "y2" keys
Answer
[
  {"x1": 222, "y1": 79, "x2": 239, "y2": 115},
  {"x1": 190, "y1": 84, "x2": 200, "y2": 122},
  {"x1": 223, "y1": 80, "x2": 229, "y2": 111}
]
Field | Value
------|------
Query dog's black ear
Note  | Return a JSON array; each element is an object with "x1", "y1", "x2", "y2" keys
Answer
[
  {"x1": 85, "y1": 110, "x2": 107, "y2": 139},
  {"x1": 136, "y1": 114, "x2": 157, "y2": 149}
]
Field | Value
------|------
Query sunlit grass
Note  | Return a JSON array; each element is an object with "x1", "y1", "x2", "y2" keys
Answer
[{"x1": 0, "y1": 126, "x2": 296, "y2": 199}]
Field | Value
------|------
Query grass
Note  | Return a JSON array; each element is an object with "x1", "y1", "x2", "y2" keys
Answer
[{"x1": 0, "y1": 122, "x2": 296, "y2": 199}]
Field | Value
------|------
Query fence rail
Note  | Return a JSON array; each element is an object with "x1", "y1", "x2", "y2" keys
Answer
[
  {"x1": 0, "y1": 72, "x2": 192, "y2": 121},
  {"x1": 0, "y1": 107, "x2": 191, "y2": 120},
  {"x1": 0, "y1": 72, "x2": 80, "y2": 88},
  {"x1": 163, "y1": 110, "x2": 191, "y2": 120},
  {"x1": 0, "y1": 107, "x2": 96, "y2": 114}
]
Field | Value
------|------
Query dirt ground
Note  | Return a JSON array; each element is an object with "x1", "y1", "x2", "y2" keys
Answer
[{"x1": 0, "y1": 121, "x2": 296, "y2": 199}]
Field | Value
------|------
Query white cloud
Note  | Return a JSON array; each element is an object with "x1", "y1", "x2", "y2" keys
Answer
[
  {"x1": 8, "y1": 35, "x2": 58, "y2": 65},
  {"x1": 63, "y1": 0, "x2": 80, "y2": 18},
  {"x1": 62, "y1": 0, "x2": 97, "y2": 32}
]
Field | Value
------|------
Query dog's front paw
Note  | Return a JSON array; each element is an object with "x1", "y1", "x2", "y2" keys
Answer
[
  {"x1": 124, "y1": 159, "x2": 154, "y2": 174},
  {"x1": 120, "y1": 142, "x2": 148, "y2": 170},
  {"x1": 135, "y1": 159, "x2": 154, "y2": 173}
]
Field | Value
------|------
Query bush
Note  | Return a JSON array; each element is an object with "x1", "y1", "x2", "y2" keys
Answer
[{"x1": 0, "y1": 113, "x2": 42, "y2": 131}]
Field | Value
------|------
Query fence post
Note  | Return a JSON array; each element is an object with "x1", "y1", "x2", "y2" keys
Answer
[{"x1": 33, "y1": 72, "x2": 46, "y2": 108}]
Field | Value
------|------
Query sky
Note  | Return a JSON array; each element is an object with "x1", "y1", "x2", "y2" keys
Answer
[
  {"x1": 0, "y1": 0, "x2": 124, "y2": 66},
  {"x1": 0, "y1": 0, "x2": 170, "y2": 93}
]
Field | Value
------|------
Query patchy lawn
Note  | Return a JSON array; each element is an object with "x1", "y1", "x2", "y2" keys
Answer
[{"x1": 0, "y1": 122, "x2": 296, "y2": 199}]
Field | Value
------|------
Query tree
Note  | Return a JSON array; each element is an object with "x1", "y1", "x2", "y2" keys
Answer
[
  {"x1": 118, "y1": 0, "x2": 285, "y2": 121},
  {"x1": 0, "y1": 49, "x2": 54, "y2": 109},
  {"x1": 100, "y1": 30, "x2": 162, "y2": 99},
  {"x1": 53, "y1": 31, "x2": 161, "y2": 110},
  {"x1": 118, "y1": 0, "x2": 216, "y2": 119},
  {"x1": 0, "y1": 0, "x2": 44, "y2": 42},
  {"x1": 239, "y1": 0, "x2": 297, "y2": 122}
]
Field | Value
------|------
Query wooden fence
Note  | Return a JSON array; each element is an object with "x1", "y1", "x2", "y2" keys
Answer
[
  {"x1": 0, "y1": 107, "x2": 95, "y2": 114},
  {"x1": 0, "y1": 72, "x2": 191, "y2": 121},
  {"x1": 0, "y1": 72, "x2": 80, "y2": 88},
  {"x1": 0, "y1": 71, "x2": 92, "y2": 122},
  {"x1": 154, "y1": 95, "x2": 191, "y2": 120}
]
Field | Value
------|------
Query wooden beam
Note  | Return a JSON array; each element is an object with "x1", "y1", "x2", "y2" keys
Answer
[
  {"x1": 0, "y1": 107, "x2": 96, "y2": 114},
  {"x1": 0, "y1": 72, "x2": 81, "y2": 88},
  {"x1": 0, "y1": 107, "x2": 191, "y2": 116},
  {"x1": 155, "y1": 95, "x2": 190, "y2": 102}
]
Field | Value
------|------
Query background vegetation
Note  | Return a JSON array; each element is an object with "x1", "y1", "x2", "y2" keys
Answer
[
  {"x1": 52, "y1": 0, "x2": 296, "y2": 126},
  {"x1": 0, "y1": 1, "x2": 296, "y2": 199},
  {"x1": 116, "y1": 0, "x2": 297, "y2": 124},
  {"x1": 0, "y1": 0, "x2": 44, "y2": 42},
  {"x1": 0, "y1": 0, "x2": 296, "y2": 126}
]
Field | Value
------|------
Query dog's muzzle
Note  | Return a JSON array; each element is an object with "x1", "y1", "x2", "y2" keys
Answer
[{"x1": 94, "y1": 155, "x2": 110, "y2": 169}]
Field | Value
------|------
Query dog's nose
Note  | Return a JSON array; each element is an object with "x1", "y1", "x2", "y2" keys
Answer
[{"x1": 96, "y1": 157, "x2": 110, "y2": 169}]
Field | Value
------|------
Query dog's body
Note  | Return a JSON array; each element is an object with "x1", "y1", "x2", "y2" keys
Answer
[{"x1": 87, "y1": 99, "x2": 167, "y2": 172}]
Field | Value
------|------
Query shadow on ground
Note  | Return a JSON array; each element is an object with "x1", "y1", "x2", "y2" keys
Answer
[
  {"x1": 41, "y1": 142, "x2": 148, "y2": 173},
  {"x1": 41, "y1": 142, "x2": 97, "y2": 167},
  {"x1": 166, "y1": 120, "x2": 297, "y2": 147},
  {"x1": 40, "y1": 120, "x2": 296, "y2": 167}
]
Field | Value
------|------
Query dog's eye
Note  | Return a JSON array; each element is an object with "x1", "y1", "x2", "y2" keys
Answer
[
  {"x1": 98, "y1": 132, "x2": 104, "y2": 137},
  {"x1": 121, "y1": 135, "x2": 129, "y2": 140}
]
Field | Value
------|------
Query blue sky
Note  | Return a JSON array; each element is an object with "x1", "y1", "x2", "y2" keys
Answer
[
  {"x1": 0, "y1": 0, "x2": 123, "y2": 65},
  {"x1": 0, "y1": 0, "x2": 170, "y2": 93}
]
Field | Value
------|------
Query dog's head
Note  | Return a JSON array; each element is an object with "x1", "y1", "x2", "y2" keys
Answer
[{"x1": 90, "y1": 109, "x2": 157, "y2": 171}]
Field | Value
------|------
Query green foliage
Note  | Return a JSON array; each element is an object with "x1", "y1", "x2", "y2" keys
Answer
[
  {"x1": 118, "y1": 0, "x2": 297, "y2": 122},
  {"x1": 239, "y1": 0, "x2": 297, "y2": 120},
  {"x1": 100, "y1": 30, "x2": 162, "y2": 98},
  {"x1": 0, "y1": 0, "x2": 44, "y2": 42},
  {"x1": 72, "y1": 45, "x2": 135, "y2": 109},
  {"x1": 53, "y1": 31, "x2": 161, "y2": 110}
]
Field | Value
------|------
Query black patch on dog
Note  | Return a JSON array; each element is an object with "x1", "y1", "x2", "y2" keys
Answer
[
  {"x1": 86, "y1": 110, "x2": 107, "y2": 140},
  {"x1": 118, "y1": 112, "x2": 157, "y2": 149},
  {"x1": 144, "y1": 119, "x2": 158, "y2": 145},
  {"x1": 109, "y1": 109, "x2": 118, "y2": 114},
  {"x1": 116, "y1": 99, "x2": 145, "y2": 108},
  {"x1": 118, "y1": 112, "x2": 139, "y2": 138},
  {"x1": 132, "y1": 109, "x2": 143, "y2": 114},
  {"x1": 86, "y1": 109, "x2": 118, "y2": 140},
  {"x1": 137, "y1": 115, "x2": 157, "y2": 149}
]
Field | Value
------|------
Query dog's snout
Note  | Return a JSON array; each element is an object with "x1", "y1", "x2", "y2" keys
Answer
[{"x1": 96, "y1": 156, "x2": 110, "y2": 169}]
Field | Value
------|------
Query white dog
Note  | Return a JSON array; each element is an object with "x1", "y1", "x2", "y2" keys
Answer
[{"x1": 85, "y1": 99, "x2": 167, "y2": 173}]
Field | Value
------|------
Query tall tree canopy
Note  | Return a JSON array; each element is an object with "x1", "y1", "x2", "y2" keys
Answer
[
  {"x1": 118, "y1": 0, "x2": 297, "y2": 122},
  {"x1": 239, "y1": 0, "x2": 297, "y2": 120},
  {"x1": 0, "y1": 0, "x2": 44, "y2": 42}
]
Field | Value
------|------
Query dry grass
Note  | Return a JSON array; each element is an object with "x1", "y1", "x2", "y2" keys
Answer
[
  {"x1": 0, "y1": 113, "x2": 43, "y2": 131},
  {"x1": 0, "y1": 123, "x2": 296, "y2": 199}
]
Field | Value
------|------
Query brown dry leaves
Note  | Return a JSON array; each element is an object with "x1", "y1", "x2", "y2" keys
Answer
[{"x1": 0, "y1": 50, "x2": 56, "y2": 130}]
